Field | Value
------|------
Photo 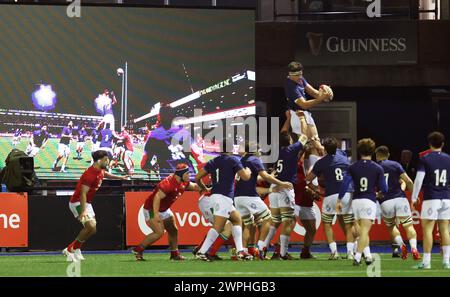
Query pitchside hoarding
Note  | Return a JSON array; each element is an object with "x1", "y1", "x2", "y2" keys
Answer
[
  {"x1": 125, "y1": 191, "x2": 424, "y2": 246},
  {"x1": 296, "y1": 21, "x2": 417, "y2": 66},
  {"x1": 0, "y1": 193, "x2": 28, "y2": 247}
]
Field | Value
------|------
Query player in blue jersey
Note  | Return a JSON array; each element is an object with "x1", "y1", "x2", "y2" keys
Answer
[
  {"x1": 234, "y1": 142, "x2": 293, "y2": 258},
  {"x1": 375, "y1": 145, "x2": 420, "y2": 260},
  {"x1": 282, "y1": 61, "x2": 332, "y2": 138},
  {"x1": 53, "y1": 121, "x2": 74, "y2": 172},
  {"x1": 99, "y1": 89, "x2": 117, "y2": 132},
  {"x1": 412, "y1": 132, "x2": 450, "y2": 269},
  {"x1": 74, "y1": 125, "x2": 89, "y2": 160},
  {"x1": 12, "y1": 128, "x2": 22, "y2": 146},
  {"x1": 265, "y1": 131, "x2": 308, "y2": 260},
  {"x1": 306, "y1": 137, "x2": 356, "y2": 260},
  {"x1": 337, "y1": 138, "x2": 388, "y2": 266},
  {"x1": 195, "y1": 150, "x2": 253, "y2": 261},
  {"x1": 26, "y1": 124, "x2": 49, "y2": 158}
]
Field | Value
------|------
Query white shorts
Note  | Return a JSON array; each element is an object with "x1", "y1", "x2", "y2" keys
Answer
[
  {"x1": 421, "y1": 199, "x2": 450, "y2": 220},
  {"x1": 352, "y1": 199, "x2": 377, "y2": 221},
  {"x1": 269, "y1": 188, "x2": 295, "y2": 209},
  {"x1": 200, "y1": 194, "x2": 236, "y2": 221},
  {"x1": 198, "y1": 195, "x2": 215, "y2": 224},
  {"x1": 294, "y1": 205, "x2": 316, "y2": 220},
  {"x1": 290, "y1": 110, "x2": 316, "y2": 135},
  {"x1": 58, "y1": 143, "x2": 71, "y2": 157},
  {"x1": 26, "y1": 144, "x2": 40, "y2": 157},
  {"x1": 380, "y1": 197, "x2": 412, "y2": 219},
  {"x1": 323, "y1": 193, "x2": 353, "y2": 215},
  {"x1": 143, "y1": 208, "x2": 174, "y2": 221},
  {"x1": 76, "y1": 142, "x2": 85, "y2": 150},
  {"x1": 103, "y1": 114, "x2": 115, "y2": 132},
  {"x1": 69, "y1": 202, "x2": 95, "y2": 220},
  {"x1": 234, "y1": 196, "x2": 269, "y2": 217}
]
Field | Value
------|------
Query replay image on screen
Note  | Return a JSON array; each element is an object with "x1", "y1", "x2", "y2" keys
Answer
[{"x1": 0, "y1": 5, "x2": 255, "y2": 180}]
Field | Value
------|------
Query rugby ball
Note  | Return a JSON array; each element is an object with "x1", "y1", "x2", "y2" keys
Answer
[{"x1": 320, "y1": 84, "x2": 334, "y2": 102}]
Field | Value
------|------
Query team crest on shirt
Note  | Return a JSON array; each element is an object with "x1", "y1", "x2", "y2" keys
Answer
[
  {"x1": 250, "y1": 203, "x2": 257, "y2": 210},
  {"x1": 284, "y1": 197, "x2": 290, "y2": 205},
  {"x1": 427, "y1": 208, "x2": 433, "y2": 215},
  {"x1": 326, "y1": 205, "x2": 331, "y2": 212}
]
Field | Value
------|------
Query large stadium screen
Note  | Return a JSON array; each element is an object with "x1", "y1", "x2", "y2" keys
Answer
[{"x1": 0, "y1": 4, "x2": 255, "y2": 180}]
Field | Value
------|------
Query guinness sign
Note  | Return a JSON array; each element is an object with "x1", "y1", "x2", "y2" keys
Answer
[{"x1": 297, "y1": 21, "x2": 417, "y2": 66}]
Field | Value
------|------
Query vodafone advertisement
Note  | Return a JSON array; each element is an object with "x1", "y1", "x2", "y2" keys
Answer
[
  {"x1": 0, "y1": 193, "x2": 28, "y2": 247},
  {"x1": 125, "y1": 191, "x2": 424, "y2": 246}
]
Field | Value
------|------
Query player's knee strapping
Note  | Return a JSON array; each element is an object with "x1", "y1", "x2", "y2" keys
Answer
[
  {"x1": 383, "y1": 216, "x2": 396, "y2": 228},
  {"x1": 399, "y1": 215, "x2": 413, "y2": 227},
  {"x1": 321, "y1": 213, "x2": 335, "y2": 224},
  {"x1": 272, "y1": 213, "x2": 282, "y2": 224},
  {"x1": 281, "y1": 209, "x2": 295, "y2": 222},
  {"x1": 255, "y1": 209, "x2": 271, "y2": 224},
  {"x1": 243, "y1": 215, "x2": 255, "y2": 226},
  {"x1": 342, "y1": 214, "x2": 355, "y2": 224}
]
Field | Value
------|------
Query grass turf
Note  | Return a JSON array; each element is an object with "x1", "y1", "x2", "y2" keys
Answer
[
  {"x1": 0, "y1": 136, "x2": 206, "y2": 180},
  {"x1": 1, "y1": 252, "x2": 449, "y2": 277}
]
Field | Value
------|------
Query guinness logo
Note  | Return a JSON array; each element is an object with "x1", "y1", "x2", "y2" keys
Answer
[{"x1": 306, "y1": 32, "x2": 324, "y2": 56}]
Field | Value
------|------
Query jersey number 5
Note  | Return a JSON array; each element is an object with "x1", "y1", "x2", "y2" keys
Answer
[{"x1": 276, "y1": 160, "x2": 283, "y2": 174}]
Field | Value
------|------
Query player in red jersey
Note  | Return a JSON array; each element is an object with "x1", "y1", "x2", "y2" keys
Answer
[
  {"x1": 295, "y1": 159, "x2": 321, "y2": 259},
  {"x1": 62, "y1": 150, "x2": 128, "y2": 262},
  {"x1": 115, "y1": 126, "x2": 135, "y2": 175},
  {"x1": 132, "y1": 163, "x2": 201, "y2": 261}
]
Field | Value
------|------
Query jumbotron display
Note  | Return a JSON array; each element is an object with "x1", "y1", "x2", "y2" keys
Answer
[{"x1": 0, "y1": 5, "x2": 255, "y2": 180}]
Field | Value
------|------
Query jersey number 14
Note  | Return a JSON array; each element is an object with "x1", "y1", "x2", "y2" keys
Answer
[{"x1": 434, "y1": 169, "x2": 447, "y2": 186}]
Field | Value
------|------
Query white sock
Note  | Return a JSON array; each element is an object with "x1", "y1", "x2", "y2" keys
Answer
[
  {"x1": 443, "y1": 246, "x2": 450, "y2": 264},
  {"x1": 409, "y1": 238, "x2": 417, "y2": 250},
  {"x1": 394, "y1": 235, "x2": 404, "y2": 246},
  {"x1": 264, "y1": 226, "x2": 277, "y2": 248},
  {"x1": 232, "y1": 225, "x2": 244, "y2": 252},
  {"x1": 257, "y1": 240, "x2": 266, "y2": 251},
  {"x1": 329, "y1": 242, "x2": 337, "y2": 254},
  {"x1": 363, "y1": 246, "x2": 372, "y2": 259},
  {"x1": 199, "y1": 229, "x2": 219, "y2": 254},
  {"x1": 353, "y1": 241, "x2": 358, "y2": 253},
  {"x1": 280, "y1": 234, "x2": 290, "y2": 257},
  {"x1": 423, "y1": 253, "x2": 431, "y2": 266},
  {"x1": 346, "y1": 242, "x2": 354, "y2": 254},
  {"x1": 355, "y1": 252, "x2": 362, "y2": 262}
]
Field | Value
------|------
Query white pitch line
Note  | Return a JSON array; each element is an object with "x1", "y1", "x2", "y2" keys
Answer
[{"x1": 155, "y1": 270, "x2": 450, "y2": 276}]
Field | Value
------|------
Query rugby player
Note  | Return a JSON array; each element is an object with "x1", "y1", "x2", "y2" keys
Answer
[
  {"x1": 132, "y1": 164, "x2": 200, "y2": 261},
  {"x1": 375, "y1": 145, "x2": 420, "y2": 260},
  {"x1": 63, "y1": 150, "x2": 128, "y2": 262},
  {"x1": 195, "y1": 147, "x2": 253, "y2": 261},
  {"x1": 337, "y1": 138, "x2": 388, "y2": 266},
  {"x1": 412, "y1": 132, "x2": 450, "y2": 269}
]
